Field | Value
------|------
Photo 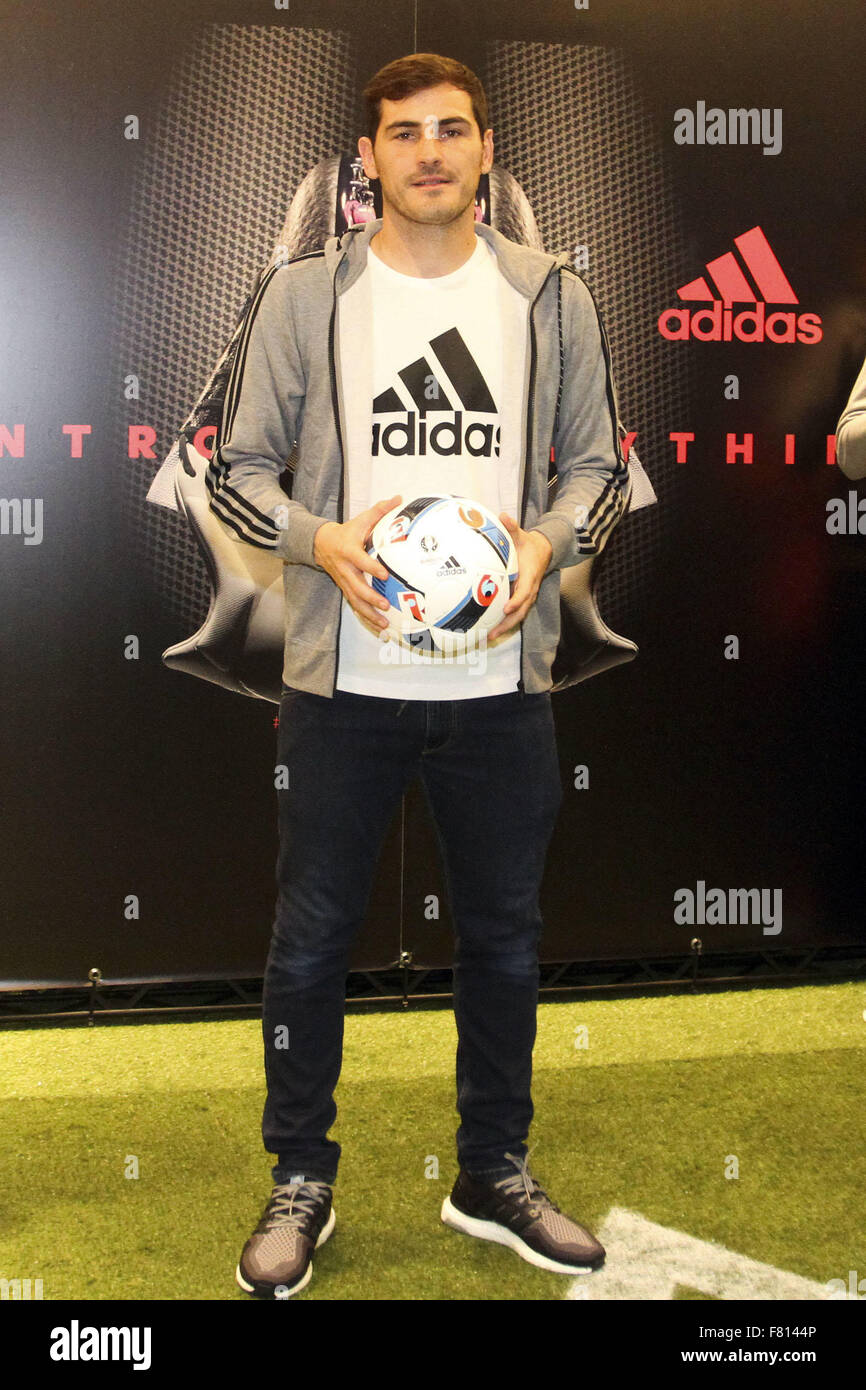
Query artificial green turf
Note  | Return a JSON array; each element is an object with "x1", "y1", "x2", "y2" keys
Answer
[{"x1": 1, "y1": 983, "x2": 863, "y2": 1300}]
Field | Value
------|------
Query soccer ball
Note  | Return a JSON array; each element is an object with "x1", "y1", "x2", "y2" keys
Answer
[{"x1": 364, "y1": 495, "x2": 518, "y2": 654}]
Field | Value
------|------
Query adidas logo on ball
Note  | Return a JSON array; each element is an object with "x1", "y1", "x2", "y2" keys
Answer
[{"x1": 434, "y1": 555, "x2": 466, "y2": 578}]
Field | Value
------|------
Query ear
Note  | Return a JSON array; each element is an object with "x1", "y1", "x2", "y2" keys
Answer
[
  {"x1": 358, "y1": 135, "x2": 378, "y2": 182},
  {"x1": 481, "y1": 127, "x2": 494, "y2": 176}
]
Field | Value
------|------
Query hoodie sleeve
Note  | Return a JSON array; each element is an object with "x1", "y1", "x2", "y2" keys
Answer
[
  {"x1": 528, "y1": 267, "x2": 631, "y2": 572},
  {"x1": 206, "y1": 262, "x2": 332, "y2": 567},
  {"x1": 836, "y1": 350, "x2": 866, "y2": 481}
]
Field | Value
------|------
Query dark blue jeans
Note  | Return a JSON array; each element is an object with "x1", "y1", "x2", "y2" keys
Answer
[{"x1": 262, "y1": 685, "x2": 563, "y2": 1188}]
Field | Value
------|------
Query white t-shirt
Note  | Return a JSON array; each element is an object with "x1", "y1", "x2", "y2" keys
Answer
[{"x1": 336, "y1": 235, "x2": 528, "y2": 699}]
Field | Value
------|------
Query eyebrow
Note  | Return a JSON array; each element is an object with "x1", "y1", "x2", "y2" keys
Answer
[{"x1": 383, "y1": 116, "x2": 472, "y2": 133}]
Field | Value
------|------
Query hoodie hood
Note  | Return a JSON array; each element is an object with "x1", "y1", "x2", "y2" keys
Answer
[{"x1": 323, "y1": 216, "x2": 570, "y2": 300}]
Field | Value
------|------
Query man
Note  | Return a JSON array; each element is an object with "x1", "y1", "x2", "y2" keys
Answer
[{"x1": 209, "y1": 52, "x2": 630, "y2": 1299}]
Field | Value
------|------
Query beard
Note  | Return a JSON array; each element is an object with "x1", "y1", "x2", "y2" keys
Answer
[{"x1": 382, "y1": 177, "x2": 479, "y2": 226}]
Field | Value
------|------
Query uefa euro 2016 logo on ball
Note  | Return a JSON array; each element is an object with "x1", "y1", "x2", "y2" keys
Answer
[{"x1": 364, "y1": 495, "x2": 518, "y2": 655}]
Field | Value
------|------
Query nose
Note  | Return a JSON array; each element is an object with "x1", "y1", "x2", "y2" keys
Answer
[{"x1": 416, "y1": 130, "x2": 444, "y2": 162}]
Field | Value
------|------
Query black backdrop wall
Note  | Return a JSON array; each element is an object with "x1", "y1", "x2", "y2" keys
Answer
[{"x1": 2, "y1": 0, "x2": 865, "y2": 985}]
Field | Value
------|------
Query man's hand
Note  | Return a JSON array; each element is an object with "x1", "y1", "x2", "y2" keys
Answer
[
  {"x1": 488, "y1": 514, "x2": 553, "y2": 641},
  {"x1": 314, "y1": 495, "x2": 402, "y2": 637}
]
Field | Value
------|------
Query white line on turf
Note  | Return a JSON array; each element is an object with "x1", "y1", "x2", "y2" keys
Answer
[{"x1": 565, "y1": 1208, "x2": 833, "y2": 1300}]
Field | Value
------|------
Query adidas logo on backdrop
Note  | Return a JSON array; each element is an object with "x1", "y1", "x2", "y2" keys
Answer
[{"x1": 658, "y1": 226, "x2": 823, "y2": 344}]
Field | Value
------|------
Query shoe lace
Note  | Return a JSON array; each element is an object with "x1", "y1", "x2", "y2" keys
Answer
[
  {"x1": 260, "y1": 1180, "x2": 331, "y2": 1232},
  {"x1": 493, "y1": 1148, "x2": 559, "y2": 1213}
]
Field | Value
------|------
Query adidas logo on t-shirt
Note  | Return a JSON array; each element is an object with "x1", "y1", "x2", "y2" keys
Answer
[{"x1": 371, "y1": 326, "x2": 501, "y2": 458}]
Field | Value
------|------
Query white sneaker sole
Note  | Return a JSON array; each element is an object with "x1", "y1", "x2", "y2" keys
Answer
[
  {"x1": 440, "y1": 1195, "x2": 601, "y2": 1275},
  {"x1": 236, "y1": 1205, "x2": 336, "y2": 1298}
]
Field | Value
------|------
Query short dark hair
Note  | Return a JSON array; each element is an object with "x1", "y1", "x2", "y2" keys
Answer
[{"x1": 363, "y1": 53, "x2": 489, "y2": 146}]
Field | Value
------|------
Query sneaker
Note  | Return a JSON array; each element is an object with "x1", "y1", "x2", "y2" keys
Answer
[
  {"x1": 441, "y1": 1151, "x2": 605, "y2": 1274},
  {"x1": 236, "y1": 1178, "x2": 335, "y2": 1299}
]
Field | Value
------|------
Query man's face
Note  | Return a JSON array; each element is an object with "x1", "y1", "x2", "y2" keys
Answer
[{"x1": 358, "y1": 83, "x2": 493, "y2": 227}]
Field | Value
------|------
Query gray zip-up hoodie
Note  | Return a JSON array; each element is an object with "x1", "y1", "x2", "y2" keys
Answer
[{"x1": 207, "y1": 216, "x2": 631, "y2": 697}]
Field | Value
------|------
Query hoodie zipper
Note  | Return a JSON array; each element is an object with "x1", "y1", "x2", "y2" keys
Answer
[
  {"x1": 517, "y1": 263, "x2": 558, "y2": 698},
  {"x1": 329, "y1": 276, "x2": 345, "y2": 696}
]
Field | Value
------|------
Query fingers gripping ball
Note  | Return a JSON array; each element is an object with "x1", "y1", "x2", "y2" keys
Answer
[{"x1": 364, "y1": 495, "x2": 518, "y2": 654}]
